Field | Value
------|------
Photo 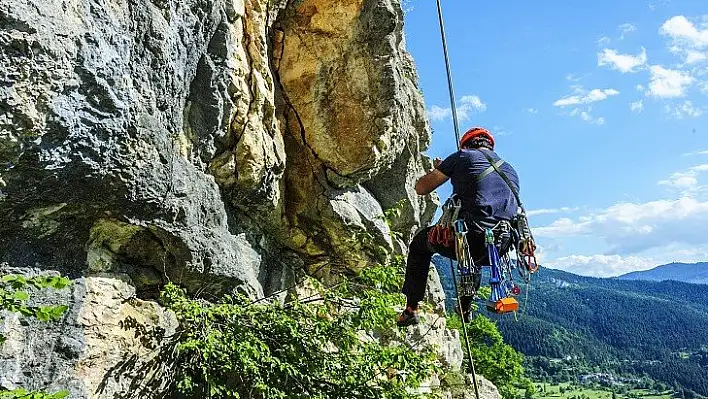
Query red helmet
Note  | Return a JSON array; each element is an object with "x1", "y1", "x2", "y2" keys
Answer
[{"x1": 460, "y1": 127, "x2": 495, "y2": 149}]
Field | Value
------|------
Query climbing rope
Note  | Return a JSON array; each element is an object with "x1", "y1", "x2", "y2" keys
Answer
[
  {"x1": 436, "y1": 0, "x2": 461, "y2": 145},
  {"x1": 435, "y1": 1, "x2": 481, "y2": 398}
]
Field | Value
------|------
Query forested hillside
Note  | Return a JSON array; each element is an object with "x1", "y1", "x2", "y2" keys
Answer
[{"x1": 432, "y1": 256, "x2": 708, "y2": 397}]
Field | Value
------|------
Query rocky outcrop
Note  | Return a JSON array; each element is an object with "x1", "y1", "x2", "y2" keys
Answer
[
  {"x1": 273, "y1": 0, "x2": 437, "y2": 272},
  {"x1": 0, "y1": 0, "x2": 435, "y2": 293},
  {"x1": 0, "y1": 0, "x2": 277, "y2": 299},
  {"x1": 0, "y1": 0, "x2": 492, "y2": 396},
  {"x1": 0, "y1": 267, "x2": 176, "y2": 398}
]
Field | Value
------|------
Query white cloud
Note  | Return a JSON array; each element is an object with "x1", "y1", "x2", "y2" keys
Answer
[
  {"x1": 598, "y1": 48, "x2": 647, "y2": 73},
  {"x1": 554, "y1": 87, "x2": 616, "y2": 124},
  {"x1": 647, "y1": 65, "x2": 695, "y2": 98},
  {"x1": 527, "y1": 207, "x2": 579, "y2": 217},
  {"x1": 630, "y1": 100, "x2": 644, "y2": 113},
  {"x1": 427, "y1": 105, "x2": 451, "y2": 122},
  {"x1": 564, "y1": 73, "x2": 593, "y2": 83},
  {"x1": 554, "y1": 87, "x2": 620, "y2": 107},
  {"x1": 525, "y1": 108, "x2": 539, "y2": 114},
  {"x1": 544, "y1": 254, "x2": 654, "y2": 278},
  {"x1": 658, "y1": 164, "x2": 708, "y2": 189},
  {"x1": 597, "y1": 36, "x2": 611, "y2": 46},
  {"x1": 685, "y1": 50, "x2": 707, "y2": 64},
  {"x1": 534, "y1": 196, "x2": 708, "y2": 255},
  {"x1": 660, "y1": 16, "x2": 708, "y2": 65},
  {"x1": 683, "y1": 150, "x2": 708, "y2": 156},
  {"x1": 536, "y1": 217, "x2": 587, "y2": 236},
  {"x1": 458, "y1": 95, "x2": 487, "y2": 119},
  {"x1": 649, "y1": 0, "x2": 671, "y2": 11},
  {"x1": 427, "y1": 95, "x2": 486, "y2": 123},
  {"x1": 491, "y1": 125, "x2": 512, "y2": 136},
  {"x1": 660, "y1": 15, "x2": 708, "y2": 49},
  {"x1": 543, "y1": 244, "x2": 708, "y2": 278},
  {"x1": 569, "y1": 107, "x2": 605, "y2": 125},
  {"x1": 664, "y1": 101, "x2": 704, "y2": 119},
  {"x1": 636, "y1": 84, "x2": 645, "y2": 92},
  {"x1": 618, "y1": 23, "x2": 637, "y2": 40}
]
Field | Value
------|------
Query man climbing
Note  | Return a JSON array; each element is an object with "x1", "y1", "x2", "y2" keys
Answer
[{"x1": 397, "y1": 126, "x2": 521, "y2": 327}]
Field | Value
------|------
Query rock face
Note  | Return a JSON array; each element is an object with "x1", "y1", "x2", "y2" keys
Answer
[
  {"x1": 0, "y1": 0, "x2": 276, "y2": 299},
  {"x1": 0, "y1": 0, "x2": 492, "y2": 396},
  {"x1": 0, "y1": 0, "x2": 435, "y2": 293},
  {"x1": 273, "y1": 0, "x2": 438, "y2": 272},
  {"x1": 0, "y1": 267, "x2": 177, "y2": 398}
]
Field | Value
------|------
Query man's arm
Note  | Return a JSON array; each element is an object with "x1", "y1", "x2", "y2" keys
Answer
[{"x1": 415, "y1": 158, "x2": 450, "y2": 195}]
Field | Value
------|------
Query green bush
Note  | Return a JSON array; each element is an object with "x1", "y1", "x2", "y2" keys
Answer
[{"x1": 158, "y1": 260, "x2": 443, "y2": 399}]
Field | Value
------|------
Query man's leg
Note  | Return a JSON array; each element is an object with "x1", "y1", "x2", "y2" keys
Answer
[
  {"x1": 401, "y1": 226, "x2": 435, "y2": 311},
  {"x1": 398, "y1": 226, "x2": 456, "y2": 326}
]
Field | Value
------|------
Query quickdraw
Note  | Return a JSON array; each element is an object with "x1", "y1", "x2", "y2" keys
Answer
[
  {"x1": 513, "y1": 212, "x2": 539, "y2": 281},
  {"x1": 481, "y1": 224, "x2": 521, "y2": 314},
  {"x1": 427, "y1": 196, "x2": 462, "y2": 247},
  {"x1": 453, "y1": 219, "x2": 478, "y2": 297}
]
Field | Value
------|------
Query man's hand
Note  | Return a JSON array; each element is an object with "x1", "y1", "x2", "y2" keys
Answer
[{"x1": 433, "y1": 157, "x2": 442, "y2": 169}]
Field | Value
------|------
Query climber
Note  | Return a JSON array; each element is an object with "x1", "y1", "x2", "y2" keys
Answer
[{"x1": 396, "y1": 127, "x2": 521, "y2": 327}]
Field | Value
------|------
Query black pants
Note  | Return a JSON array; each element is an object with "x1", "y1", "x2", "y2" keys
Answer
[{"x1": 401, "y1": 225, "x2": 490, "y2": 309}]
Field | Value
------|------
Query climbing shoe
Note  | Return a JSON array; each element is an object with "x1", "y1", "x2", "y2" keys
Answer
[
  {"x1": 396, "y1": 306, "x2": 420, "y2": 327},
  {"x1": 455, "y1": 305, "x2": 472, "y2": 323},
  {"x1": 455, "y1": 296, "x2": 474, "y2": 323}
]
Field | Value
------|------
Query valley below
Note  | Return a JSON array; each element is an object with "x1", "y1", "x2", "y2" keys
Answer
[{"x1": 433, "y1": 256, "x2": 708, "y2": 398}]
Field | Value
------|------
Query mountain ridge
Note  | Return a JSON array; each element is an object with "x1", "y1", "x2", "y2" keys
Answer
[{"x1": 617, "y1": 262, "x2": 708, "y2": 285}]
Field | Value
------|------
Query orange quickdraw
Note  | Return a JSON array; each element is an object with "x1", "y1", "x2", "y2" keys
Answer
[
  {"x1": 428, "y1": 224, "x2": 454, "y2": 247},
  {"x1": 520, "y1": 239, "x2": 539, "y2": 273}
]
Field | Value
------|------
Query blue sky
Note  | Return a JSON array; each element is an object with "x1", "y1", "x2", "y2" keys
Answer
[{"x1": 402, "y1": 0, "x2": 708, "y2": 277}]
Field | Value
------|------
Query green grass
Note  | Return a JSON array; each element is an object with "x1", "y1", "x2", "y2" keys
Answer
[{"x1": 529, "y1": 383, "x2": 674, "y2": 399}]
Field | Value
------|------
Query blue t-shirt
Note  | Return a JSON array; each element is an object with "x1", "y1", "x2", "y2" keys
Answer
[{"x1": 437, "y1": 148, "x2": 520, "y2": 223}]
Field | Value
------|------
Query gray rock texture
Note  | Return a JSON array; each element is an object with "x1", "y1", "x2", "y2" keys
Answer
[{"x1": 0, "y1": 0, "x2": 274, "y2": 299}]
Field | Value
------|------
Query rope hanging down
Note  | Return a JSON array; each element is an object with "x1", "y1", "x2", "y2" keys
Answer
[
  {"x1": 435, "y1": 1, "x2": 481, "y2": 399},
  {"x1": 436, "y1": 0, "x2": 461, "y2": 146}
]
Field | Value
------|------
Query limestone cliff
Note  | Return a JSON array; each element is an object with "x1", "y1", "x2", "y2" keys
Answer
[{"x1": 0, "y1": 0, "x2": 496, "y2": 397}]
